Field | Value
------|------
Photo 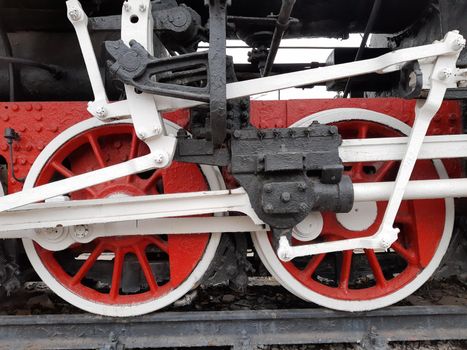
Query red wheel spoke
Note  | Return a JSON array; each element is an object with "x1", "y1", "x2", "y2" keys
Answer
[
  {"x1": 146, "y1": 236, "x2": 169, "y2": 253},
  {"x1": 135, "y1": 246, "x2": 159, "y2": 292},
  {"x1": 352, "y1": 162, "x2": 364, "y2": 180},
  {"x1": 374, "y1": 161, "x2": 397, "y2": 182},
  {"x1": 87, "y1": 134, "x2": 106, "y2": 168},
  {"x1": 129, "y1": 131, "x2": 139, "y2": 160},
  {"x1": 338, "y1": 250, "x2": 352, "y2": 290},
  {"x1": 143, "y1": 170, "x2": 163, "y2": 192},
  {"x1": 50, "y1": 161, "x2": 97, "y2": 197},
  {"x1": 364, "y1": 249, "x2": 387, "y2": 287},
  {"x1": 110, "y1": 249, "x2": 124, "y2": 300},
  {"x1": 126, "y1": 131, "x2": 140, "y2": 183},
  {"x1": 302, "y1": 253, "x2": 326, "y2": 277},
  {"x1": 51, "y1": 161, "x2": 74, "y2": 178},
  {"x1": 391, "y1": 241, "x2": 418, "y2": 265},
  {"x1": 357, "y1": 124, "x2": 369, "y2": 139},
  {"x1": 70, "y1": 243, "x2": 104, "y2": 286}
]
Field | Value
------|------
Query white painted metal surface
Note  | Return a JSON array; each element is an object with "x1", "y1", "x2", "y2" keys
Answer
[
  {"x1": 340, "y1": 134, "x2": 467, "y2": 162},
  {"x1": 336, "y1": 201, "x2": 378, "y2": 232},
  {"x1": 0, "y1": 176, "x2": 465, "y2": 242},
  {"x1": 292, "y1": 212, "x2": 324, "y2": 242}
]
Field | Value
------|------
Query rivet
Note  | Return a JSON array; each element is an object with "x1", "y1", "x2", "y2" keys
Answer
[
  {"x1": 12, "y1": 104, "x2": 19, "y2": 112},
  {"x1": 34, "y1": 115, "x2": 43, "y2": 121},
  {"x1": 34, "y1": 103, "x2": 42, "y2": 111},
  {"x1": 35, "y1": 126, "x2": 43, "y2": 132},
  {"x1": 20, "y1": 159, "x2": 26, "y2": 165},
  {"x1": 1, "y1": 145, "x2": 7, "y2": 151},
  {"x1": 264, "y1": 184, "x2": 273, "y2": 193},
  {"x1": 25, "y1": 104, "x2": 32, "y2": 112},
  {"x1": 19, "y1": 126, "x2": 26, "y2": 132},
  {"x1": 264, "y1": 204, "x2": 274, "y2": 213},
  {"x1": 2, "y1": 116, "x2": 9, "y2": 122},
  {"x1": 26, "y1": 145, "x2": 32, "y2": 151}
]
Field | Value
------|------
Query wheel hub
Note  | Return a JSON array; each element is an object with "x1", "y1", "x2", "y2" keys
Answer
[{"x1": 336, "y1": 201, "x2": 378, "y2": 232}]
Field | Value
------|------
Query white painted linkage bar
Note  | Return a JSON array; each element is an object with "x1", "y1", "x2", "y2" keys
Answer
[
  {"x1": 1, "y1": 178, "x2": 467, "y2": 236},
  {"x1": 0, "y1": 189, "x2": 260, "y2": 233},
  {"x1": 353, "y1": 178, "x2": 467, "y2": 202},
  {"x1": 340, "y1": 134, "x2": 467, "y2": 162}
]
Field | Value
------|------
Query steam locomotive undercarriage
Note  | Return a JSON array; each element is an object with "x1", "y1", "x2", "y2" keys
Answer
[{"x1": 0, "y1": 0, "x2": 466, "y2": 317}]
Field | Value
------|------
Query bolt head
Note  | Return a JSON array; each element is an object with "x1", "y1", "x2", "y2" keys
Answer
[
  {"x1": 139, "y1": 4, "x2": 147, "y2": 12},
  {"x1": 264, "y1": 184, "x2": 273, "y2": 193},
  {"x1": 153, "y1": 151, "x2": 167, "y2": 165},
  {"x1": 137, "y1": 131, "x2": 147, "y2": 140},
  {"x1": 123, "y1": 2, "x2": 131, "y2": 11},
  {"x1": 95, "y1": 107, "x2": 107, "y2": 119},
  {"x1": 264, "y1": 204, "x2": 274, "y2": 213},
  {"x1": 74, "y1": 225, "x2": 88, "y2": 239},
  {"x1": 297, "y1": 183, "x2": 307, "y2": 192},
  {"x1": 438, "y1": 68, "x2": 452, "y2": 80},
  {"x1": 299, "y1": 203, "x2": 309, "y2": 213},
  {"x1": 68, "y1": 9, "x2": 82, "y2": 21},
  {"x1": 453, "y1": 36, "x2": 466, "y2": 51},
  {"x1": 281, "y1": 192, "x2": 291, "y2": 203}
]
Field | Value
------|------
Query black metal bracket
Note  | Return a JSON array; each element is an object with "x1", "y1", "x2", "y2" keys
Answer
[
  {"x1": 205, "y1": 0, "x2": 230, "y2": 147},
  {"x1": 3, "y1": 128, "x2": 25, "y2": 183},
  {"x1": 106, "y1": 40, "x2": 211, "y2": 102},
  {"x1": 230, "y1": 124, "x2": 354, "y2": 229},
  {"x1": 399, "y1": 60, "x2": 423, "y2": 99},
  {"x1": 105, "y1": 0, "x2": 230, "y2": 147}
]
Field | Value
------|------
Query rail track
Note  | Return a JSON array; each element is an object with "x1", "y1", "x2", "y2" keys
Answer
[{"x1": 0, "y1": 305, "x2": 465, "y2": 350}]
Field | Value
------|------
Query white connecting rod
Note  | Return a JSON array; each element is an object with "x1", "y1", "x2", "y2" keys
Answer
[{"x1": 1, "y1": 178, "x2": 467, "y2": 237}]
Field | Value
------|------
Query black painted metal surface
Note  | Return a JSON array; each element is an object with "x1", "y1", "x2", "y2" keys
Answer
[{"x1": 0, "y1": 306, "x2": 466, "y2": 349}]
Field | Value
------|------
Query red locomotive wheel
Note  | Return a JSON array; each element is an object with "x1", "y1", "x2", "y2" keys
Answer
[
  {"x1": 252, "y1": 109, "x2": 454, "y2": 311},
  {"x1": 22, "y1": 119, "x2": 222, "y2": 316}
]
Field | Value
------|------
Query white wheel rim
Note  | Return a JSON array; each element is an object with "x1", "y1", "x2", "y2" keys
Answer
[
  {"x1": 251, "y1": 108, "x2": 454, "y2": 312},
  {"x1": 22, "y1": 118, "x2": 224, "y2": 317}
]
